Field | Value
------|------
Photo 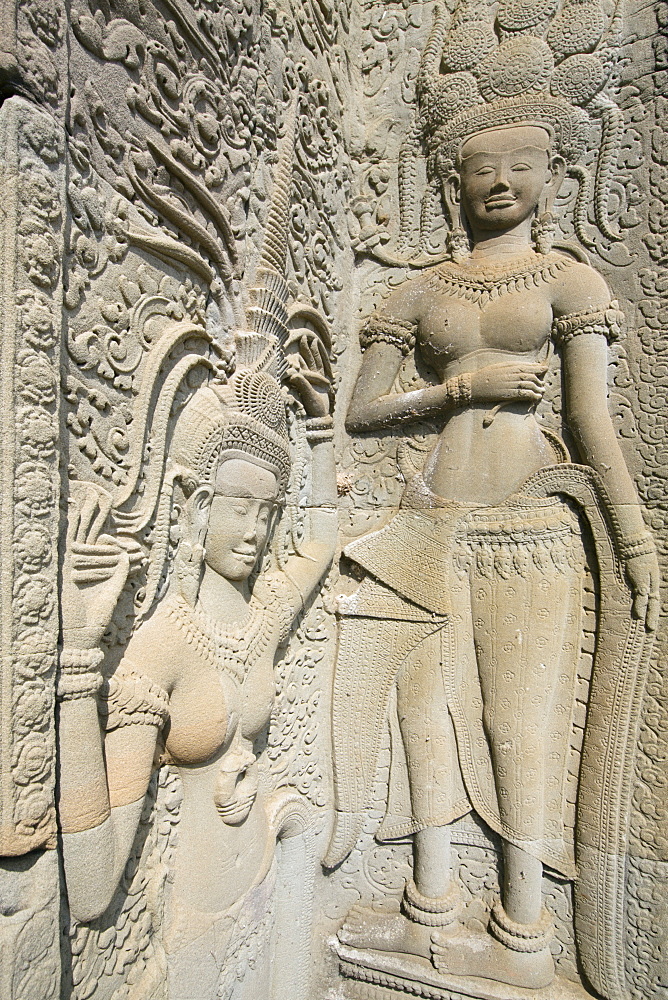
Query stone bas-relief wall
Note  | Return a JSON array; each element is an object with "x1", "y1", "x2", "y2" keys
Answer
[{"x1": 0, "y1": 2, "x2": 666, "y2": 999}]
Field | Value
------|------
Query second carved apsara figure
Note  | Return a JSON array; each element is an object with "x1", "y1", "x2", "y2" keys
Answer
[{"x1": 327, "y1": 5, "x2": 659, "y2": 1000}]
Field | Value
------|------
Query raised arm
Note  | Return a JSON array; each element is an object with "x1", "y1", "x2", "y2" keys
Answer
[
  {"x1": 556, "y1": 268, "x2": 660, "y2": 629},
  {"x1": 282, "y1": 331, "x2": 338, "y2": 605},
  {"x1": 58, "y1": 485, "x2": 164, "y2": 921}
]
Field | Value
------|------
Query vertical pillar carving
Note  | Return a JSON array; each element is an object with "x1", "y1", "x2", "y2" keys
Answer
[
  {"x1": 0, "y1": 95, "x2": 63, "y2": 1000},
  {"x1": 0, "y1": 96, "x2": 63, "y2": 856}
]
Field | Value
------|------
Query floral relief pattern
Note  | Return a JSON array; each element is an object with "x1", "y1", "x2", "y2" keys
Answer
[{"x1": 0, "y1": 98, "x2": 64, "y2": 856}]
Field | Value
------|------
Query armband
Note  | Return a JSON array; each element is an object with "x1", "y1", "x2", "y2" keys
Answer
[
  {"x1": 359, "y1": 316, "x2": 417, "y2": 357},
  {"x1": 100, "y1": 661, "x2": 169, "y2": 730},
  {"x1": 551, "y1": 300, "x2": 625, "y2": 347}
]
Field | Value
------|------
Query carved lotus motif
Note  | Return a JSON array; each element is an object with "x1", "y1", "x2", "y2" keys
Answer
[
  {"x1": 17, "y1": 349, "x2": 56, "y2": 405},
  {"x1": 15, "y1": 649, "x2": 54, "y2": 680},
  {"x1": 12, "y1": 732, "x2": 52, "y2": 786},
  {"x1": 19, "y1": 222, "x2": 59, "y2": 289},
  {"x1": 23, "y1": 0, "x2": 66, "y2": 47},
  {"x1": 14, "y1": 462, "x2": 55, "y2": 517},
  {"x1": 14, "y1": 525, "x2": 53, "y2": 572},
  {"x1": 13, "y1": 574, "x2": 54, "y2": 626},
  {"x1": 14, "y1": 785, "x2": 52, "y2": 834},
  {"x1": 18, "y1": 407, "x2": 58, "y2": 459},
  {"x1": 17, "y1": 289, "x2": 56, "y2": 349},
  {"x1": 21, "y1": 171, "x2": 61, "y2": 222}
]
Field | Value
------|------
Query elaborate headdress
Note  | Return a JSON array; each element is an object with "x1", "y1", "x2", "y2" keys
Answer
[
  {"x1": 400, "y1": 0, "x2": 625, "y2": 249},
  {"x1": 113, "y1": 95, "x2": 305, "y2": 617},
  {"x1": 169, "y1": 372, "x2": 291, "y2": 496}
]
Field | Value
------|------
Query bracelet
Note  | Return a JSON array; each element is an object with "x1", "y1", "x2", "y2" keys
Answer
[
  {"x1": 57, "y1": 671, "x2": 103, "y2": 701},
  {"x1": 445, "y1": 372, "x2": 472, "y2": 409},
  {"x1": 304, "y1": 415, "x2": 333, "y2": 430},
  {"x1": 60, "y1": 648, "x2": 105, "y2": 672},
  {"x1": 59, "y1": 646, "x2": 104, "y2": 673},
  {"x1": 619, "y1": 531, "x2": 655, "y2": 561},
  {"x1": 306, "y1": 428, "x2": 334, "y2": 443},
  {"x1": 305, "y1": 414, "x2": 334, "y2": 443}
]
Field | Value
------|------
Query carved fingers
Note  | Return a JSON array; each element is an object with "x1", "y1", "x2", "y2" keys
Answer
[
  {"x1": 286, "y1": 330, "x2": 333, "y2": 418},
  {"x1": 63, "y1": 483, "x2": 141, "y2": 648},
  {"x1": 67, "y1": 480, "x2": 113, "y2": 548},
  {"x1": 469, "y1": 362, "x2": 547, "y2": 405},
  {"x1": 626, "y1": 553, "x2": 661, "y2": 632}
]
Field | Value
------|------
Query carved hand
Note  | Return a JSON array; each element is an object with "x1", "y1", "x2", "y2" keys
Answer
[
  {"x1": 626, "y1": 551, "x2": 661, "y2": 632},
  {"x1": 468, "y1": 362, "x2": 547, "y2": 405},
  {"x1": 287, "y1": 330, "x2": 333, "y2": 418},
  {"x1": 61, "y1": 483, "x2": 142, "y2": 650}
]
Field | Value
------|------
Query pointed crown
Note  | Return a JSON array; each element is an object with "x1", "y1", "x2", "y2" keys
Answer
[
  {"x1": 167, "y1": 95, "x2": 303, "y2": 498},
  {"x1": 169, "y1": 369, "x2": 290, "y2": 496}
]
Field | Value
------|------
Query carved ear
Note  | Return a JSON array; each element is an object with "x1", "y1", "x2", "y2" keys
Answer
[
  {"x1": 442, "y1": 172, "x2": 460, "y2": 222},
  {"x1": 189, "y1": 485, "x2": 213, "y2": 544},
  {"x1": 543, "y1": 155, "x2": 566, "y2": 213}
]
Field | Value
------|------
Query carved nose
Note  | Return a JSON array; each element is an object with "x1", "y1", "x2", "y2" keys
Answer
[
  {"x1": 491, "y1": 174, "x2": 510, "y2": 191},
  {"x1": 243, "y1": 520, "x2": 258, "y2": 542}
]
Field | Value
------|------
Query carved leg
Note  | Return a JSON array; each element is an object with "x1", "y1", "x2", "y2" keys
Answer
[
  {"x1": 431, "y1": 525, "x2": 582, "y2": 988},
  {"x1": 502, "y1": 843, "x2": 543, "y2": 924},
  {"x1": 432, "y1": 841, "x2": 554, "y2": 987},
  {"x1": 414, "y1": 826, "x2": 453, "y2": 899}
]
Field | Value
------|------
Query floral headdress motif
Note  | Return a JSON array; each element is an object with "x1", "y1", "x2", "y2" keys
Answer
[
  {"x1": 167, "y1": 95, "x2": 301, "y2": 500},
  {"x1": 400, "y1": 0, "x2": 625, "y2": 249},
  {"x1": 169, "y1": 373, "x2": 291, "y2": 497}
]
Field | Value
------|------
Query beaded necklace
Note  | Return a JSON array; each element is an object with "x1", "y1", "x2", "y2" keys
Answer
[
  {"x1": 165, "y1": 596, "x2": 273, "y2": 685},
  {"x1": 425, "y1": 252, "x2": 575, "y2": 308}
]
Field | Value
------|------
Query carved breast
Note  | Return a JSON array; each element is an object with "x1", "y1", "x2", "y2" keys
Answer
[
  {"x1": 165, "y1": 656, "x2": 232, "y2": 766},
  {"x1": 161, "y1": 597, "x2": 279, "y2": 766},
  {"x1": 416, "y1": 253, "x2": 575, "y2": 372},
  {"x1": 418, "y1": 289, "x2": 554, "y2": 372}
]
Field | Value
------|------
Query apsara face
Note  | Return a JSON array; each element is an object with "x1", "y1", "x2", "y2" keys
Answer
[
  {"x1": 458, "y1": 125, "x2": 558, "y2": 234},
  {"x1": 204, "y1": 458, "x2": 279, "y2": 582}
]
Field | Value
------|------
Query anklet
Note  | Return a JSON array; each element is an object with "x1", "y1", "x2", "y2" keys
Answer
[
  {"x1": 489, "y1": 901, "x2": 554, "y2": 953},
  {"x1": 402, "y1": 878, "x2": 461, "y2": 928}
]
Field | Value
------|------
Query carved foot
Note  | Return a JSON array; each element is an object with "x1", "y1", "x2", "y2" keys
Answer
[
  {"x1": 339, "y1": 879, "x2": 462, "y2": 961},
  {"x1": 431, "y1": 902, "x2": 555, "y2": 990},
  {"x1": 339, "y1": 903, "x2": 433, "y2": 960}
]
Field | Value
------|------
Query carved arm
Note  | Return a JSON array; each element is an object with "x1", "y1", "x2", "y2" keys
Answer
[
  {"x1": 57, "y1": 484, "x2": 163, "y2": 921},
  {"x1": 283, "y1": 331, "x2": 338, "y2": 605},
  {"x1": 562, "y1": 330, "x2": 660, "y2": 629}
]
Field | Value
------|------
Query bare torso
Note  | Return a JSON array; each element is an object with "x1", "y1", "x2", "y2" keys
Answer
[
  {"x1": 407, "y1": 254, "x2": 578, "y2": 503},
  {"x1": 130, "y1": 596, "x2": 282, "y2": 913}
]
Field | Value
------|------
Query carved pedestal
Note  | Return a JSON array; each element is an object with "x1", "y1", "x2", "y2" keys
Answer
[{"x1": 336, "y1": 944, "x2": 594, "y2": 1000}]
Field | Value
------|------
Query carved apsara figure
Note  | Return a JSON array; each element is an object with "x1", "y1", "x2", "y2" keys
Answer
[
  {"x1": 327, "y1": 5, "x2": 658, "y2": 998},
  {"x1": 56, "y1": 96, "x2": 338, "y2": 997},
  {"x1": 58, "y1": 342, "x2": 336, "y2": 996}
]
